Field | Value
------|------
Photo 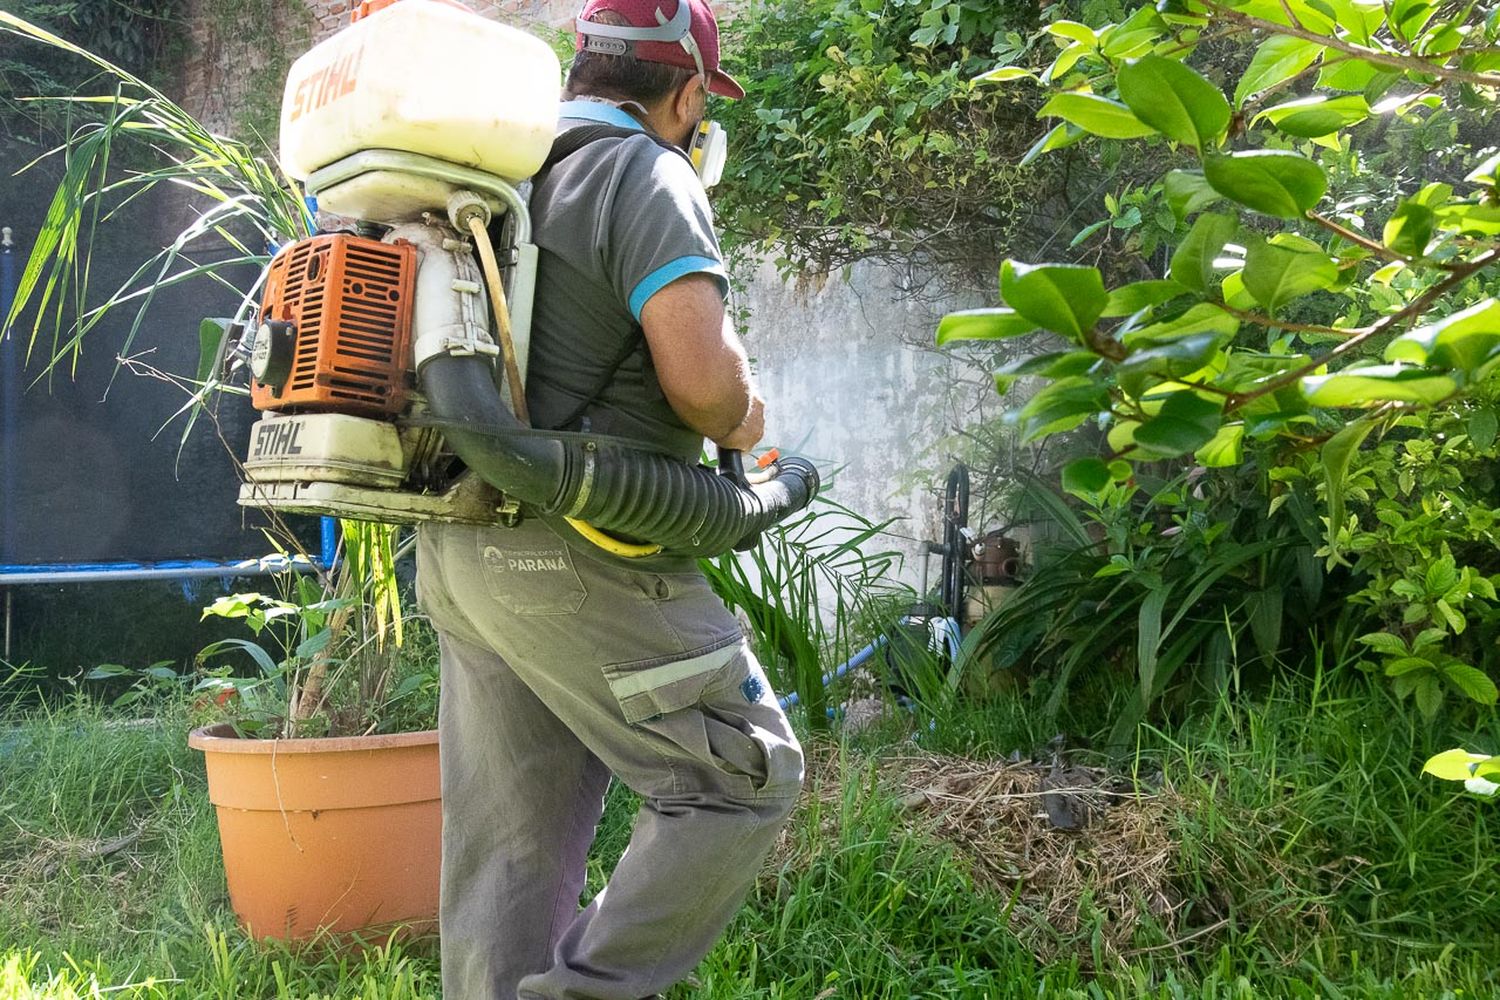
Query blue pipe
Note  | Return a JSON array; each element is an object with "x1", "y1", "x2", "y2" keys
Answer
[{"x1": 779, "y1": 635, "x2": 889, "y2": 710}]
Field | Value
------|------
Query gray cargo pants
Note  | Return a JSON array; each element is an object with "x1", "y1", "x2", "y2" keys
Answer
[{"x1": 416, "y1": 519, "x2": 804, "y2": 1000}]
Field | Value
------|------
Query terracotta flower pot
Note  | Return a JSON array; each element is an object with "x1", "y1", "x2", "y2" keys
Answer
[{"x1": 188, "y1": 723, "x2": 441, "y2": 940}]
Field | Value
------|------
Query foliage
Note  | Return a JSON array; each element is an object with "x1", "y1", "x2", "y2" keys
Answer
[
  {"x1": 0, "y1": 0, "x2": 183, "y2": 135},
  {"x1": 957, "y1": 469, "x2": 1325, "y2": 741},
  {"x1": 193, "y1": 525, "x2": 415, "y2": 739},
  {"x1": 715, "y1": 0, "x2": 1069, "y2": 277},
  {"x1": 0, "y1": 9, "x2": 310, "y2": 385},
  {"x1": 942, "y1": 0, "x2": 1500, "y2": 719},
  {"x1": 1307, "y1": 393, "x2": 1500, "y2": 715},
  {"x1": 702, "y1": 498, "x2": 905, "y2": 729},
  {"x1": 944, "y1": 0, "x2": 1500, "y2": 478}
]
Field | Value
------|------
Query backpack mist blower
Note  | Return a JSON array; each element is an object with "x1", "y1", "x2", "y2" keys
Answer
[{"x1": 224, "y1": 0, "x2": 818, "y2": 558}]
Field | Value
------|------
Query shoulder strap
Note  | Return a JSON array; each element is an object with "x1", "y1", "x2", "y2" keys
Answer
[
  {"x1": 536, "y1": 123, "x2": 681, "y2": 432},
  {"x1": 539, "y1": 123, "x2": 690, "y2": 174}
]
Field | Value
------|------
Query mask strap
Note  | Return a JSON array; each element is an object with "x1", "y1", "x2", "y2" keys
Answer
[{"x1": 576, "y1": 3, "x2": 707, "y2": 83}]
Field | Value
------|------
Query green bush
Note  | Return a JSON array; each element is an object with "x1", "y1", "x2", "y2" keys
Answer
[
  {"x1": 716, "y1": 0, "x2": 1065, "y2": 278},
  {"x1": 939, "y1": 0, "x2": 1500, "y2": 725}
]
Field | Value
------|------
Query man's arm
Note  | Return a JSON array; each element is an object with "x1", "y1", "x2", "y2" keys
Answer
[{"x1": 639, "y1": 273, "x2": 764, "y2": 452}]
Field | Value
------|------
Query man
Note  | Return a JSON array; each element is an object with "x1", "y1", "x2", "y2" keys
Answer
[{"x1": 414, "y1": 2, "x2": 805, "y2": 998}]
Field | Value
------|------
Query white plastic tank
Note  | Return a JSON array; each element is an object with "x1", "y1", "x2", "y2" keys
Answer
[{"x1": 279, "y1": 0, "x2": 561, "y2": 184}]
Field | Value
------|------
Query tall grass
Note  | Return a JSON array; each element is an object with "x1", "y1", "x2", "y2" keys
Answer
[{"x1": 701, "y1": 498, "x2": 906, "y2": 728}]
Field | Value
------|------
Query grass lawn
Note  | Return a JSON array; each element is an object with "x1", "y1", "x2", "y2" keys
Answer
[{"x1": 2, "y1": 671, "x2": 1498, "y2": 999}]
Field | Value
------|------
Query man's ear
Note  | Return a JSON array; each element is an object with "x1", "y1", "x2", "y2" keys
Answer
[{"x1": 672, "y1": 73, "x2": 706, "y2": 125}]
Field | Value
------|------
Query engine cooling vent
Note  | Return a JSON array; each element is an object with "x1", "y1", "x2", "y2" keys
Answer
[{"x1": 252, "y1": 234, "x2": 416, "y2": 416}]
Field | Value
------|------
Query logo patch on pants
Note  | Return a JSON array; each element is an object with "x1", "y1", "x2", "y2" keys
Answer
[{"x1": 476, "y1": 538, "x2": 587, "y2": 616}]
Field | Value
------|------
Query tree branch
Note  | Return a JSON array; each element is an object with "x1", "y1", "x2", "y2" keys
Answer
[
  {"x1": 1225, "y1": 247, "x2": 1500, "y2": 408},
  {"x1": 1306, "y1": 210, "x2": 1408, "y2": 263},
  {"x1": 1220, "y1": 302, "x2": 1367, "y2": 337},
  {"x1": 1203, "y1": 1, "x2": 1500, "y2": 89}
]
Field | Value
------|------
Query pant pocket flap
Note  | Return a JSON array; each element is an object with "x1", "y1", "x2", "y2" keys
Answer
[{"x1": 603, "y1": 642, "x2": 742, "y2": 724}]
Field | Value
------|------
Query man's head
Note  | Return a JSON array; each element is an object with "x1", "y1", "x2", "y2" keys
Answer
[{"x1": 568, "y1": 0, "x2": 741, "y2": 148}]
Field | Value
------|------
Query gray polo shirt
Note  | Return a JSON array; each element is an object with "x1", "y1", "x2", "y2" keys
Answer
[{"x1": 525, "y1": 100, "x2": 730, "y2": 464}]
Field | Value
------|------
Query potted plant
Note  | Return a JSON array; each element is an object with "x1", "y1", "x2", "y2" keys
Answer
[
  {"x1": 1, "y1": 12, "x2": 444, "y2": 941},
  {"x1": 188, "y1": 526, "x2": 442, "y2": 941}
]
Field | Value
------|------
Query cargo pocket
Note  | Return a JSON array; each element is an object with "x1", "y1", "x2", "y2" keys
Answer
[
  {"x1": 476, "y1": 534, "x2": 587, "y2": 617},
  {"x1": 603, "y1": 640, "x2": 772, "y2": 799}
]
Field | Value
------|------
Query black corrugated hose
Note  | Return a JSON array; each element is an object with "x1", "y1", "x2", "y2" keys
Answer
[{"x1": 419, "y1": 354, "x2": 820, "y2": 557}]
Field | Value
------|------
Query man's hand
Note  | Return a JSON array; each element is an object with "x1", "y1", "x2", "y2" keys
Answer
[{"x1": 640, "y1": 273, "x2": 762, "y2": 448}]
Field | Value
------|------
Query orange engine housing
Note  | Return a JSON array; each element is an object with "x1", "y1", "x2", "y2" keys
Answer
[{"x1": 252, "y1": 234, "x2": 416, "y2": 416}]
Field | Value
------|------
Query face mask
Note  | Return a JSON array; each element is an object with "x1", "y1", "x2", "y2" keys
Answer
[{"x1": 690, "y1": 118, "x2": 727, "y2": 189}]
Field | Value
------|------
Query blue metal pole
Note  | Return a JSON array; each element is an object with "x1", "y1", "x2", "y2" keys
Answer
[
  {"x1": 320, "y1": 516, "x2": 338, "y2": 568},
  {"x1": 2, "y1": 226, "x2": 20, "y2": 565}
]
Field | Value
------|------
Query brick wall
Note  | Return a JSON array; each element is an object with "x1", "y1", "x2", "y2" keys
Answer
[{"x1": 304, "y1": 0, "x2": 577, "y2": 40}]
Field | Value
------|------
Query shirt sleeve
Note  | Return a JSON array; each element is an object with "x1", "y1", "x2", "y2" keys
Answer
[{"x1": 602, "y1": 136, "x2": 729, "y2": 321}]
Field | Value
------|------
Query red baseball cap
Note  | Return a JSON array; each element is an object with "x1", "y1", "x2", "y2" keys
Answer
[{"x1": 575, "y1": 0, "x2": 745, "y2": 100}]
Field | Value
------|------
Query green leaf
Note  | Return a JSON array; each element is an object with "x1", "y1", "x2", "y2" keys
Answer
[
  {"x1": 1116, "y1": 55, "x2": 1230, "y2": 149},
  {"x1": 1021, "y1": 123, "x2": 1087, "y2": 166},
  {"x1": 1469, "y1": 406, "x2": 1498, "y2": 450},
  {"x1": 1385, "y1": 656, "x2": 1435, "y2": 677},
  {"x1": 1257, "y1": 94, "x2": 1370, "y2": 137},
  {"x1": 1320, "y1": 419, "x2": 1374, "y2": 561},
  {"x1": 1386, "y1": 299, "x2": 1500, "y2": 372},
  {"x1": 1195, "y1": 422, "x2": 1245, "y2": 466},
  {"x1": 1424, "y1": 748, "x2": 1493, "y2": 781},
  {"x1": 1242, "y1": 238, "x2": 1339, "y2": 312},
  {"x1": 1357, "y1": 631, "x2": 1409, "y2": 655},
  {"x1": 1303, "y1": 365, "x2": 1459, "y2": 406},
  {"x1": 1416, "y1": 674, "x2": 1443, "y2": 718},
  {"x1": 845, "y1": 106, "x2": 885, "y2": 135},
  {"x1": 1044, "y1": 20, "x2": 1099, "y2": 45},
  {"x1": 1102, "y1": 279, "x2": 1188, "y2": 317},
  {"x1": 1467, "y1": 151, "x2": 1500, "y2": 187},
  {"x1": 1013, "y1": 376, "x2": 1111, "y2": 441},
  {"x1": 1063, "y1": 457, "x2": 1112, "y2": 493},
  {"x1": 1383, "y1": 200, "x2": 1436, "y2": 257},
  {"x1": 1235, "y1": 35, "x2": 1325, "y2": 108},
  {"x1": 1124, "y1": 303, "x2": 1240, "y2": 348},
  {"x1": 1204, "y1": 151, "x2": 1328, "y2": 218},
  {"x1": 1038, "y1": 93, "x2": 1157, "y2": 139},
  {"x1": 1436, "y1": 202, "x2": 1500, "y2": 237},
  {"x1": 1133, "y1": 390, "x2": 1224, "y2": 455},
  {"x1": 1169, "y1": 213, "x2": 1239, "y2": 292},
  {"x1": 1000, "y1": 261, "x2": 1107, "y2": 341},
  {"x1": 1137, "y1": 585, "x2": 1169, "y2": 701},
  {"x1": 996, "y1": 351, "x2": 1101, "y2": 378},
  {"x1": 975, "y1": 65, "x2": 1038, "y2": 84},
  {"x1": 936, "y1": 308, "x2": 1037, "y2": 345},
  {"x1": 1120, "y1": 331, "x2": 1228, "y2": 380},
  {"x1": 1164, "y1": 170, "x2": 1222, "y2": 221},
  {"x1": 1318, "y1": 56, "x2": 1383, "y2": 92}
]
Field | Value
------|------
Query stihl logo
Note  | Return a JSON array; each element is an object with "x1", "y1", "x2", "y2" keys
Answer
[
  {"x1": 289, "y1": 45, "x2": 363, "y2": 123},
  {"x1": 254, "y1": 421, "x2": 305, "y2": 459}
]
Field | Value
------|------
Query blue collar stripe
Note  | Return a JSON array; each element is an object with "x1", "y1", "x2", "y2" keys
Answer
[{"x1": 559, "y1": 101, "x2": 645, "y2": 131}]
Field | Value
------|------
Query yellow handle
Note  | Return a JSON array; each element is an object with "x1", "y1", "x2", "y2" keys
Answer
[{"x1": 564, "y1": 518, "x2": 664, "y2": 559}]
